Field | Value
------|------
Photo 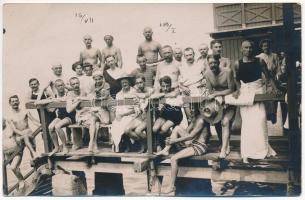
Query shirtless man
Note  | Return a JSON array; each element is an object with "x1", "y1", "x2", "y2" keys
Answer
[
  {"x1": 210, "y1": 40, "x2": 231, "y2": 70},
  {"x1": 154, "y1": 45, "x2": 181, "y2": 91},
  {"x1": 173, "y1": 48, "x2": 183, "y2": 62},
  {"x1": 137, "y1": 27, "x2": 162, "y2": 71},
  {"x1": 101, "y1": 35, "x2": 123, "y2": 70},
  {"x1": 6, "y1": 95, "x2": 41, "y2": 159},
  {"x1": 130, "y1": 55, "x2": 155, "y2": 88},
  {"x1": 156, "y1": 103, "x2": 210, "y2": 194},
  {"x1": 80, "y1": 34, "x2": 103, "y2": 72},
  {"x1": 197, "y1": 43, "x2": 209, "y2": 72},
  {"x1": 3, "y1": 118, "x2": 26, "y2": 190},
  {"x1": 205, "y1": 55, "x2": 235, "y2": 158},
  {"x1": 124, "y1": 75, "x2": 154, "y2": 153}
]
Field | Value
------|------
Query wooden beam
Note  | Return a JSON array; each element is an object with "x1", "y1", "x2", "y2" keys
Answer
[
  {"x1": 283, "y1": 3, "x2": 301, "y2": 192},
  {"x1": 39, "y1": 109, "x2": 52, "y2": 153},
  {"x1": 25, "y1": 94, "x2": 285, "y2": 109},
  {"x1": 156, "y1": 166, "x2": 289, "y2": 184}
]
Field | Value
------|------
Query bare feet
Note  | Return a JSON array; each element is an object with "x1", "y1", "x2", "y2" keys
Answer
[
  {"x1": 155, "y1": 147, "x2": 170, "y2": 156},
  {"x1": 48, "y1": 147, "x2": 59, "y2": 156},
  {"x1": 138, "y1": 142, "x2": 146, "y2": 154},
  {"x1": 156, "y1": 145, "x2": 162, "y2": 152},
  {"x1": 62, "y1": 146, "x2": 69, "y2": 155},
  {"x1": 72, "y1": 145, "x2": 81, "y2": 151}
]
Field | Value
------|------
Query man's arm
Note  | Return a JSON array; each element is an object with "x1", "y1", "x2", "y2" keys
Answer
[
  {"x1": 137, "y1": 45, "x2": 143, "y2": 57},
  {"x1": 170, "y1": 119, "x2": 204, "y2": 144},
  {"x1": 101, "y1": 50, "x2": 106, "y2": 72},
  {"x1": 157, "y1": 42, "x2": 164, "y2": 62},
  {"x1": 117, "y1": 48, "x2": 123, "y2": 69},
  {"x1": 164, "y1": 88, "x2": 180, "y2": 98},
  {"x1": 7, "y1": 120, "x2": 23, "y2": 136},
  {"x1": 153, "y1": 65, "x2": 160, "y2": 91},
  {"x1": 211, "y1": 70, "x2": 235, "y2": 97},
  {"x1": 66, "y1": 98, "x2": 81, "y2": 113},
  {"x1": 97, "y1": 49, "x2": 103, "y2": 70},
  {"x1": 79, "y1": 52, "x2": 83, "y2": 65}
]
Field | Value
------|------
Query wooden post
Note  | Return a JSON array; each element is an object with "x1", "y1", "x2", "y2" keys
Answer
[
  {"x1": 85, "y1": 171, "x2": 95, "y2": 195},
  {"x1": 39, "y1": 108, "x2": 52, "y2": 153},
  {"x1": 283, "y1": 3, "x2": 300, "y2": 195},
  {"x1": 146, "y1": 100, "x2": 153, "y2": 154},
  {"x1": 3, "y1": 153, "x2": 8, "y2": 195}
]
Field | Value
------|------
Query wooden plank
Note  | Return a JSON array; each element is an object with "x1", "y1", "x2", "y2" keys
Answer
[
  {"x1": 39, "y1": 108, "x2": 51, "y2": 153},
  {"x1": 25, "y1": 94, "x2": 285, "y2": 110},
  {"x1": 54, "y1": 161, "x2": 146, "y2": 176},
  {"x1": 156, "y1": 166, "x2": 289, "y2": 184},
  {"x1": 119, "y1": 157, "x2": 151, "y2": 173},
  {"x1": 146, "y1": 102, "x2": 153, "y2": 154}
]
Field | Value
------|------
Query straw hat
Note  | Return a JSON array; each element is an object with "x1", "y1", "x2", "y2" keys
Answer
[
  {"x1": 116, "y1": 72, "x2": 135, "y2": 86},
  {"x1": 200, "y1": 99, "x2": 224, "y2": 125}
]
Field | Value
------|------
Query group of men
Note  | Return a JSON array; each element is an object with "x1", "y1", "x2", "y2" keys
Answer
[{"x1": 4, "y1": 26, "x2": 286, "y2": 193}]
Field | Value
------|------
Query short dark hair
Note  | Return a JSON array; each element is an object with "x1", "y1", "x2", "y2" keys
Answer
[
  {"x1": 136, "y1": 55, "x2": 147, "y2": 63},
  {"x1": 69, "y1": 77, "x2": 79, "y2": 83},
  {"x1": 105, "y1": 55, "x2": 116, "y2": 61},
  {"x1": 242, "y1": 39, "x2": 255, "y2": 48},
  {"x1": 210, "y1": 40, "x2": 222, "y2": 48},
  {"x1": 9, "y1": 95, "x2": 19, "y2": 103},
  {"x1": 72, "y1": 61, "x2": 82, "y2": 71},
  {"x1": 29, "y1": 78, "x2": 39, "y2": 85},
  {"x1": 135, "y1": 74, "x2": 145, "y2": 82},
  {"x1": 159, "y1": 76, "x2": 172, "y2": 86},
  {"x1": 83, "y1": 62, "x2": 93, "y2": 69},
  {"x1": 206, "y1": 54, "x2": 220, "y2": 62},
  {"x1": 259, "y1": 38, "x2": 272, "y2": 48}
]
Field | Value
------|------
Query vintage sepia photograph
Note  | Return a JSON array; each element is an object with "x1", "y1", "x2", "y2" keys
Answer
[{"x1": 2, "y1": 2, "x2": 302, "y2": 197}]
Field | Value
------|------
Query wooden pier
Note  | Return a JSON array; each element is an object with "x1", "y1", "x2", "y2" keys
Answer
[{"x1": 3, "y1": 91, "x2": 300, "y2": 196}]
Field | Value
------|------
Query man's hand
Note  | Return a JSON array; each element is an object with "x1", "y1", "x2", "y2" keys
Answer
[
  {"x1": 207, "y1": 93, "x2": 216, "y2": 100},
  {"x1": 165, "y1": 137, "x2": 175, "y2": 145},
  {"x1": 182, "y1": 88, "x2": 191, "y2": 96},
  {"x1": 232, "y1": 89, "x2": 240, "y2": 99}
]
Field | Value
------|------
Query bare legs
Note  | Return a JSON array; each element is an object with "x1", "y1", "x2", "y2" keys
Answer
[
  {"x1": 153, "y1": 118, "x2": 174, "y2": 152},
  {"x1": 48, "y1": 118, "x2": 71, "y2": 155}
]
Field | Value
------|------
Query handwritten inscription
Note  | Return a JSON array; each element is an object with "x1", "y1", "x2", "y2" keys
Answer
[
  {"x1": 160, "y1": 21, "x2": 176, "y2": 33},
  {"x1": 75, "y1": 12, "x2": 94, "y2": 24}
]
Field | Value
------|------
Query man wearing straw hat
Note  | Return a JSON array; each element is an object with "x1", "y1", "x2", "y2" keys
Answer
[
  {"x1": 110, "y1": 72, "x2": 141, "y2": 152},
  {"x1": 205, "y1": 54, "x2": 235, "y2": 159}
]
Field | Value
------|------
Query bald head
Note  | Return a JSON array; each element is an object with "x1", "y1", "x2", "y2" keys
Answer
[
  {"x1": 83, "y1": 34, "x2": 93, "y2": 47},
  {"x1": 104, "y1": 35, "x2": 114, "y2": 46},
  {"x1": 198, "y1": 43, "x2": 209, "y2": 57},
  {"x1": 143, "y1": 27, "x2": 153, "y2": 41},
  {"x1": 241, "y1": 40, "x2": 254, "y2": 57},
  {"x1": 174, "y1": 48, "x2": 183, "y2": 62}
]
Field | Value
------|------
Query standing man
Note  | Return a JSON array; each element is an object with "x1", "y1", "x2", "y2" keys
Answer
[
  {"x1": 225, "y1": 40, "x2": 279, "y2": 163},
  {"x1": 137, "y1": 27, "x2": 162, "y2": 72},
  {"x1": 210, "y1": 40, "x2": 231, "y2": 70},
  {"x1": 257, "y1": 39, "x2": 280, "y2": 124},
  {"x1": 101, "y1": 35, "x2": 123, "y2": 70},
  {"x1": 154, "y1": 45, "x2": 180, "y2": 91},
  {"x1": 197, "y1": 43, "x2": 209, "y2": 73},
  {"x1": 80, "y1": 34, "x2": 103, "y2": 72},
  {"x1": 173, "y1": 48, "x2": 183, "y2": 63},
  {"x1": 205, "y1": 55, "x2": 235, "y2": 158},
  {"x1": 179, "y1": 47, "x2": 206, "y2": 123},
  {"x1": 130, "y1": 55, "x2": 155, "y2": 88}
]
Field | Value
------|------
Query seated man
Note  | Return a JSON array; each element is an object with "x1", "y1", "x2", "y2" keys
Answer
[
  {"x1": 152, "y1": 76, "x2": 182, "y2": 152},
  {"x1": 156, "y1": 102, "x2": 210, "y2": 194},
  {"x1": 66, "y1": 77, "x2": 100, "y2": 153},
  {"x1": 3, "y1": 118, "x2": 26, "y2": 190},
  {"x1": 79, "y1": 62, "x2": 95, "y2": 95},
  {"x1": 205, "y1": 54, "x2": 235, "y2": 158},
  {"x1": 110, "y1": 73, "x2": 140, "y2": 152},
  {"x1": 6, "y1": 95, "x2": 41, "y2": 159},
  {"x1": 48, "y1": 79, "x2": 76, "y2": 156},
  {"x1": 124, "y1": 75, "x2": 154, "y2": 153},
  {"x1": 88, "y1": 70, "x2": 115, "y2": 124}
]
